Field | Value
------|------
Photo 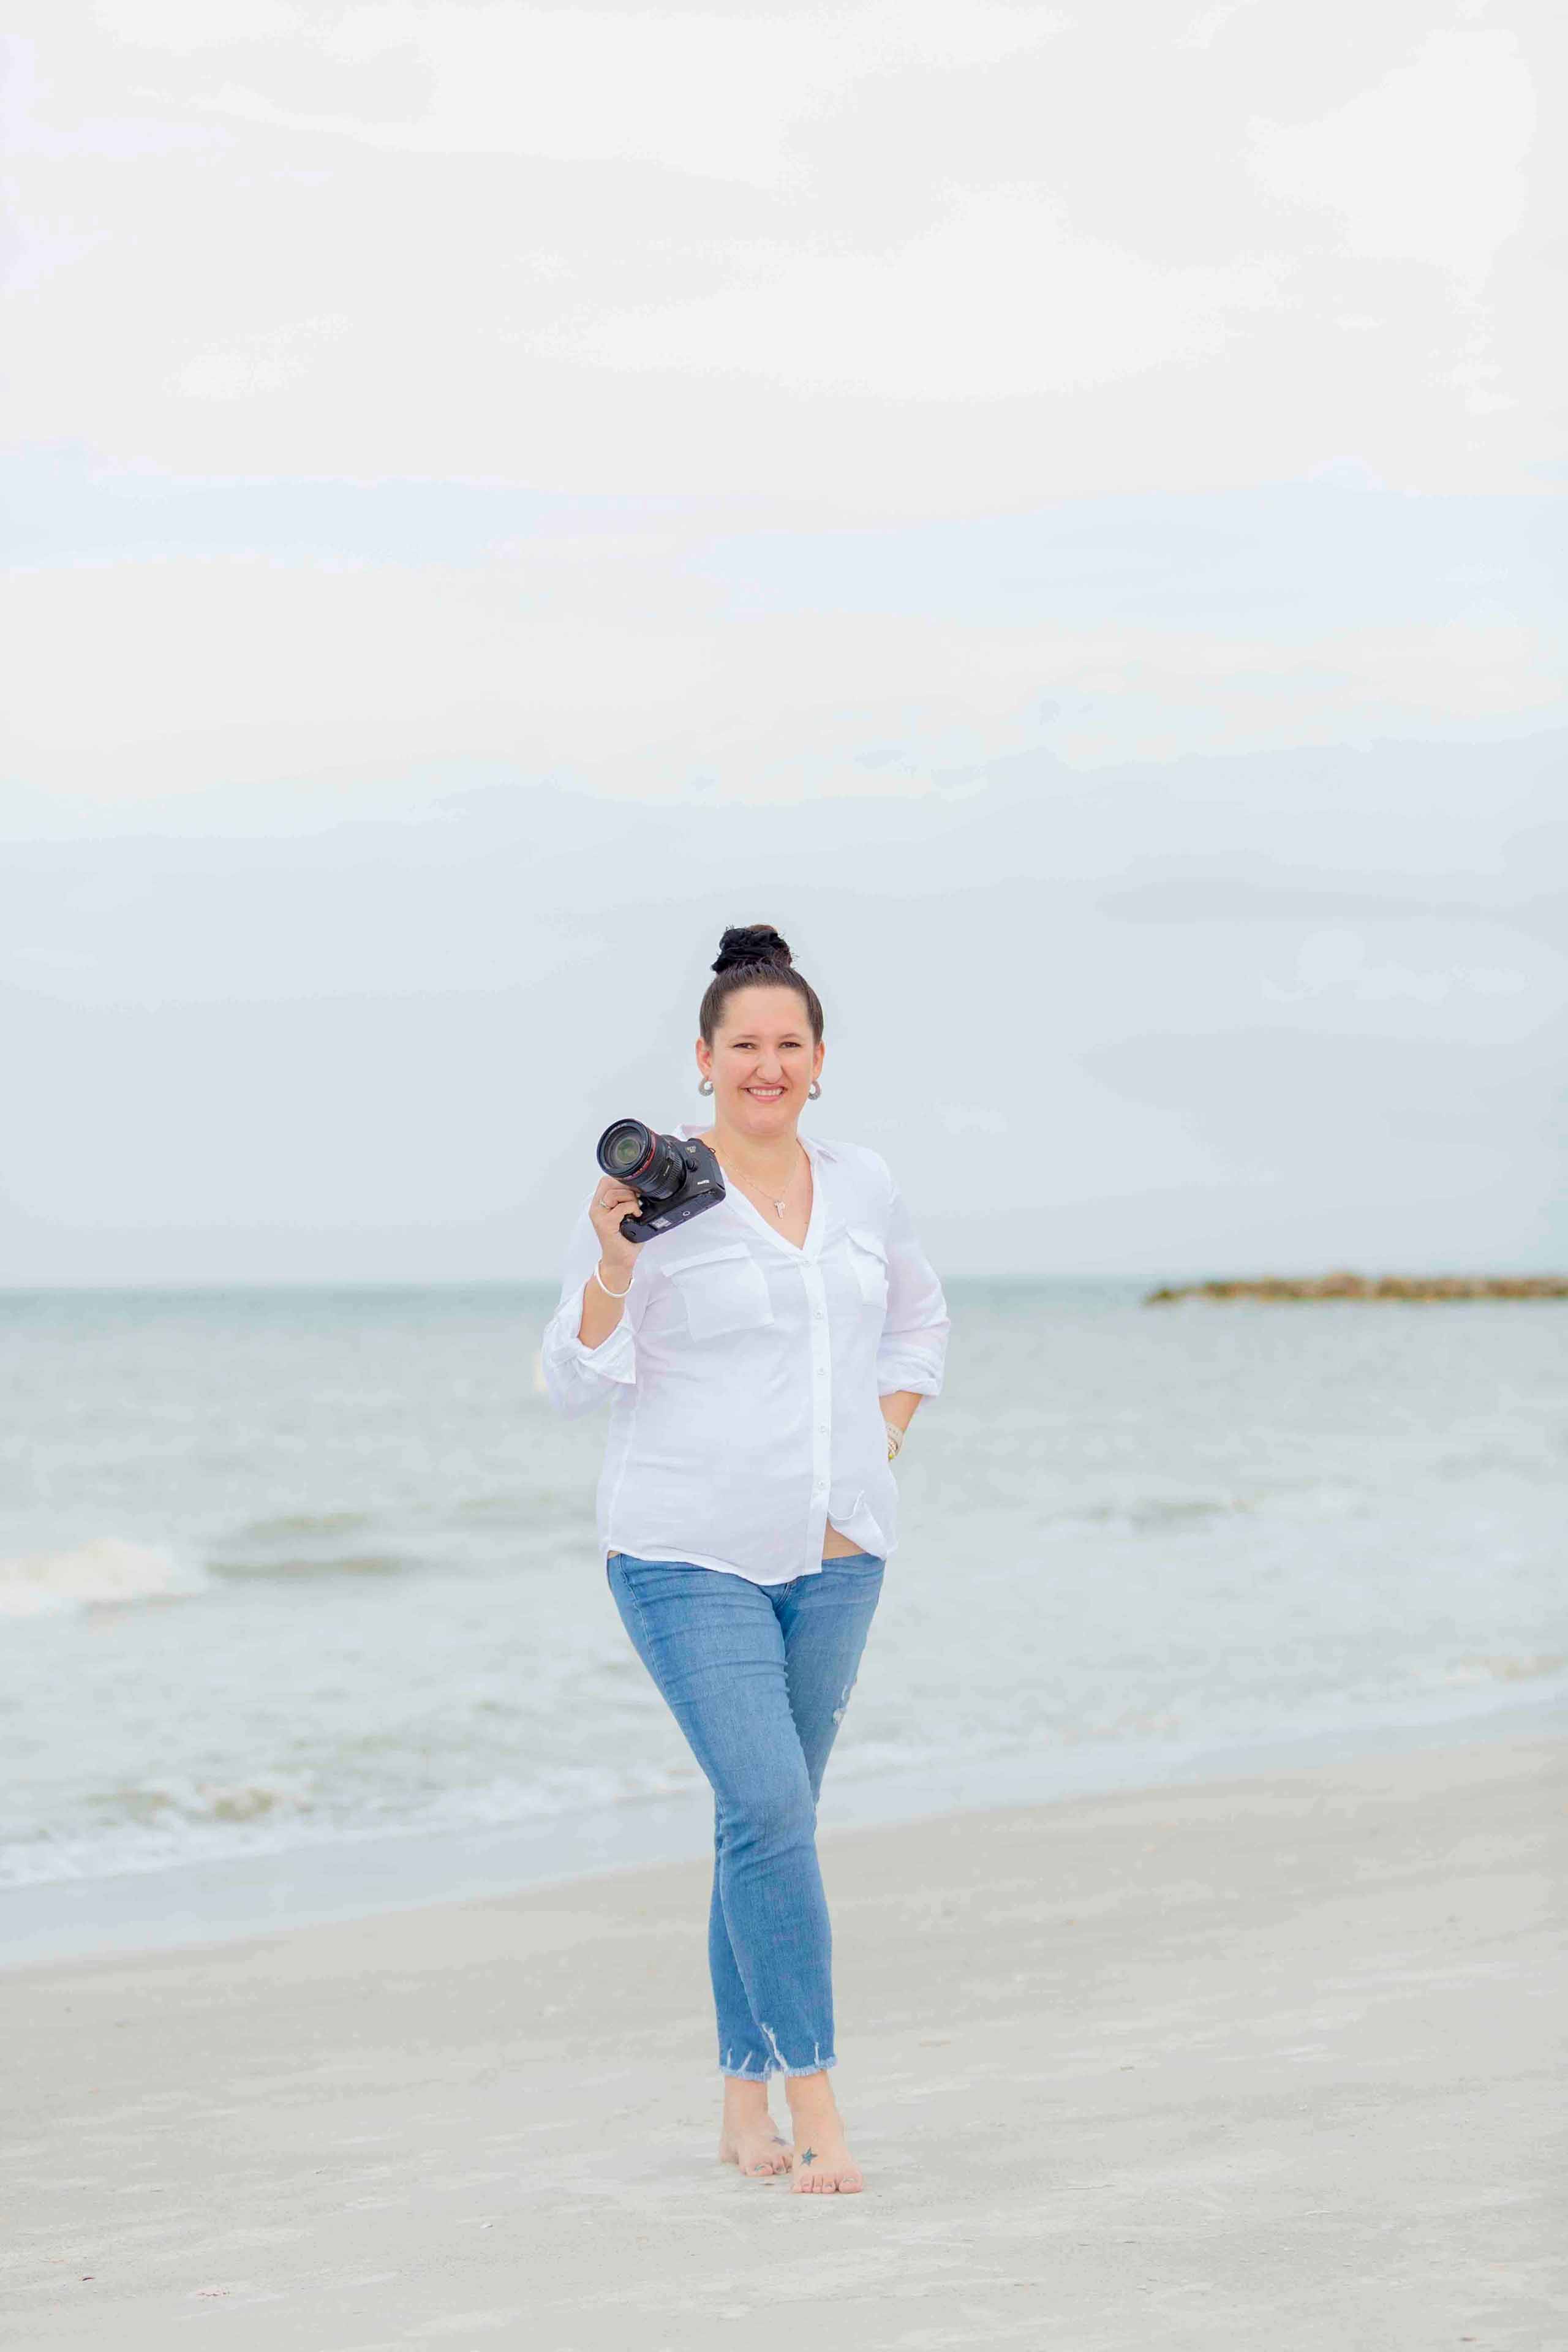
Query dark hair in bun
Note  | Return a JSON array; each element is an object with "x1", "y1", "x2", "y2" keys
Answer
[
  {"x1": 711, "y1": 922, "x2": 793, "y2": 975},
  {"x1": 699, "y1": 923, "x2": 824, "y2": 1045}
]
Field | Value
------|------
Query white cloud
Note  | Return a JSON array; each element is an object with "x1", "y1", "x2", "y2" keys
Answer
[
  {"x1": 1176, "y1": 1, "x2": 1259, "y2": 49},
  {"x1": 91, "y1": 0, "x2": 309, "y2": 43},
  {"x1": 0, "y1": 31, "x2": 227, "y2": 156},
  {"x1": 0, "y1": 7, "x2": 1555, "y2": 499},
  {"x1": 2, "y1": 546, "x2": 1558, "y2": 813},
  {"x1": 1, "y1": 218, "x2": 110, "y2": 296},
  {"x1": 1264, "y1": 926, "x2": 1545, "y2": 1023},
  {"x1": 155, "y1": 1, "x2": 1068, "y2": 188},
  {"x1": 170, "y1": 314, "x2": 348, "y2": 400},
  {"x1": 539, "y1": 187, "x2": 1285, "y2": 398},
  {"x1": 1248, "y1": 29, "x2": 1535, "y2": 285}
]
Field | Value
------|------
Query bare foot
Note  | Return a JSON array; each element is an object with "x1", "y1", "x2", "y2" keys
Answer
[
  {"x1": 785, "y1": 2072, "x2": 864, "y2": 2195},
  {"x1": 718, "y1": 2082, "x2": 793, "y2": 2179}
]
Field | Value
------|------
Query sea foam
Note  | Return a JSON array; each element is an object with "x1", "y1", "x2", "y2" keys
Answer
[{"x1": 0, "y1": 1537, "x2": 209, "y2": 1618}]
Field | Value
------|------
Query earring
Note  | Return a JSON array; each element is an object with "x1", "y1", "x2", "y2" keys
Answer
[
  {"x1": 809, "y1": 1079, "x2": 821, "y2": 1099},
  {"x1": 698, "y1": 1076, "x2": 714, "y2": 1095}
]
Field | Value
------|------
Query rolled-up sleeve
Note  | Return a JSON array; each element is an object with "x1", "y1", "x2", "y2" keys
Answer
[
  {"x1": 876, "y1": 1179, "x2": 949, "y2": 1398},
  {"x1": 540, "y1": 1204, "x2": 642, "y2": 1418}
]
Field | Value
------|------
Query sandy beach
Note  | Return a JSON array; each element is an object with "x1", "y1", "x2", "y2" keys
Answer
[{"x1": 5, "y1": 1727, "x2": 1563, "y2": 2351}]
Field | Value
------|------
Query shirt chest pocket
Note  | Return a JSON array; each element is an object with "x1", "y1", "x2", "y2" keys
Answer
[
  {"x1": 843, "y1": 1226, "x2": 889, "y2": 1311},
  {"x1": 668, "y1": 1242, "x2": 775, "y2": 1340}
]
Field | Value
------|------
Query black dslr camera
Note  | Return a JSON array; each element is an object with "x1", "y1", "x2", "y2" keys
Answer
[{"x1": 595, "y1": 1120, "x2": 726, "y2": 1244}]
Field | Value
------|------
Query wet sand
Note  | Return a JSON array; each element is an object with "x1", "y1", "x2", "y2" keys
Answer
[{"x1": 4, "y1": 1728, "x2": 1563, "y2": 2350}]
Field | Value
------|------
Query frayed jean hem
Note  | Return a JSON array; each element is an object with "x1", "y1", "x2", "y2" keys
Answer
[{"x1": 720, "y1": 2053, "x2": 837, "y2": 2081}]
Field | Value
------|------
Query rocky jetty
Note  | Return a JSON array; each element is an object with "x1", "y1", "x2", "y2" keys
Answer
[{"x1": 1145, "y1": 1272, "x2": 1568, "y2": 1305}]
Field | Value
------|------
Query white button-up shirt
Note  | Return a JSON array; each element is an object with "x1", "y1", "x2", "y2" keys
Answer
[{"x1": 540, "y1": 1122, "x2": 950, "y2": 1585}]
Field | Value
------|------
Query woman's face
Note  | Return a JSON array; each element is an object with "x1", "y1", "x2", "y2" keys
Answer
[{"x1": 698, "y1": 986, "x2": 824, "y2": 1137}]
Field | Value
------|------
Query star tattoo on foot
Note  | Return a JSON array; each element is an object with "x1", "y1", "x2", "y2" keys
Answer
[{"x1": 800, "y1": 2147, "x2": 816, "y2": 2163}]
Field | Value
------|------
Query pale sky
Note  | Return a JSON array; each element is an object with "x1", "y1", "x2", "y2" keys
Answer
[{"x1": 2, "y1": 1, "x2": 1563, "y2": 1281}]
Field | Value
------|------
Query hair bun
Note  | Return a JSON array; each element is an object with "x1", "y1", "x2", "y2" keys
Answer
[{"x1": 712, "y1": 924, "x2": 793, "y2": 975}]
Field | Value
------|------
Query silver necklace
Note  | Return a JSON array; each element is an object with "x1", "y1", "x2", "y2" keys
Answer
[{"x1": 722, "y1": 1147, "x2": 804, "y2": 1220}]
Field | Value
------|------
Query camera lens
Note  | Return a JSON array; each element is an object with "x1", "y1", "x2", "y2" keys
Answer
[
  {"x1": 595, "y1": 1120, "x2": 690, "y2": 1204},
  {"x1": 599, "y1": 1121, "x2": 652, "y2": 1177}
]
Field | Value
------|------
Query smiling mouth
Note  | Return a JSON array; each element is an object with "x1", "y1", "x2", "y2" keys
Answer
[{"x1": 744, "y1": 1085, "x2": 786, "y2": 1099}]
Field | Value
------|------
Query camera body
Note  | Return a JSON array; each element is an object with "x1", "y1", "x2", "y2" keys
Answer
[{"x1": 595, "y1": 1120, "x2": 727, "y2": 1245}]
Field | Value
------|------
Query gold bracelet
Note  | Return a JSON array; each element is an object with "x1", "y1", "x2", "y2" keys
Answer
[{"x1": 884, "y1": 1420, "x2": 905, "y2": 1461}]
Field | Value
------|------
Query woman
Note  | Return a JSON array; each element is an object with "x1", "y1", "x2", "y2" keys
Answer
[{"x1": 540, "y1": 924, "x2": 949, "y2": 2194}]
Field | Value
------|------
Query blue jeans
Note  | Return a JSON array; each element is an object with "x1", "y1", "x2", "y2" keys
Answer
[{"x1": 606, "y1": 1550, "x2": 885, "y2": 2080}]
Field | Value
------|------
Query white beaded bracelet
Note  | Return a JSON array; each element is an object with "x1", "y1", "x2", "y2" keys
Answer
[
  {"x1": 884, "y1": 1420, "x2": 905, "y2": 1461},
  {"x1": 592, "y1": 1262, "x2": 634, "y2": 1300}
]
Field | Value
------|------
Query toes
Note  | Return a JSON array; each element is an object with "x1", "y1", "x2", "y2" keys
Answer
[{"x1": 788, "y1": 2158, "x2": 861, "y2": 2193}]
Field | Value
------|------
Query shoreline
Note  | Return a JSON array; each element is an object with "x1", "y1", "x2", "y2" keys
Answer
[
  {"x1": 6, "y1": 1683, "x2": 1562, "y2": 1973},
  {"x1": 5, "y1": 1723, "x2": 1561, "y2": 2349}
]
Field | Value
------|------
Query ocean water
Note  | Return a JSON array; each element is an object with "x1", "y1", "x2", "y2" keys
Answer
[{"x1": 3, "y1": 1282, "x2": 1566, "y2": 1919}]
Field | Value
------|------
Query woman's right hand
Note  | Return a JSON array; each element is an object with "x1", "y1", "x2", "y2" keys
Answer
[{"x1": 589, "y1": 1180, "x2": 642, "y2": 1291}]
